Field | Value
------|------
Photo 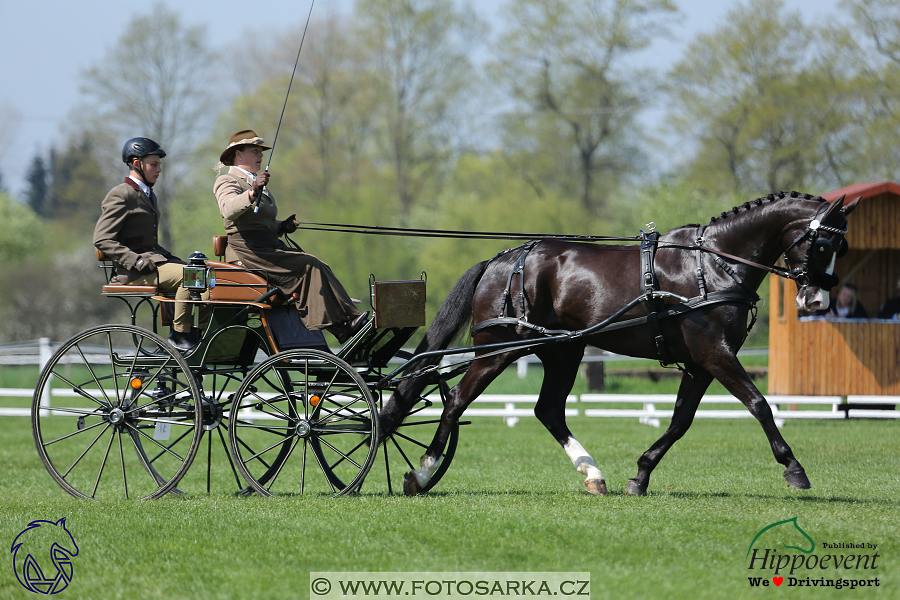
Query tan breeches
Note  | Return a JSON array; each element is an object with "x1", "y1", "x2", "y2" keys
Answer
[{"x1": 131, "y1": 263, "x2": 209, "y2": 332}]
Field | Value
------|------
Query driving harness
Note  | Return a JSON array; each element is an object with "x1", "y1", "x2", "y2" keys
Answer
[{"x1": 469, "y1": 229, "x2": 763, "y2": 367}]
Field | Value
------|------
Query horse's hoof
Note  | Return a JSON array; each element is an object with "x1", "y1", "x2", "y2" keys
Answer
[
  {"x1": 784, "y1": 468, "x2": 811, "y2": 489},
  {"x1": 585, "y1": 478, "x2": 608, "y2": 496},
  {"x1": 403, "y1": 471, "x2": 423, "y2": 496},
  {"x1": 625, "y1": 478, "x2": 647, "y2": 496}
]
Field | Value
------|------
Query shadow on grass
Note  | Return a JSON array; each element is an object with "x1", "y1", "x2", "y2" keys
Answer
[{"x1": 656, "y1": 489, "x2": 896, "y2": 507}]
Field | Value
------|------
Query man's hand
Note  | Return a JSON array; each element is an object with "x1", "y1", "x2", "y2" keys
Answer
[
  {"x1": 251, "y1": 171, "x2": 270, "y2": 199},
  {"x1": 279, "y1": 213, "x2": 299, "y2": 235},
  {"x1": 135, "y1": 253, "x2": 157, "y2": 273}
]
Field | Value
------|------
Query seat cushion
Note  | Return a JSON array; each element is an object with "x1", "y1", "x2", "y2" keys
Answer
[
  {"x1": 208, "y1": 260, "x2": 270, "y2": 301},
  {"x1": 101, "y1": 284, "x2": 158, "y2": 295}
]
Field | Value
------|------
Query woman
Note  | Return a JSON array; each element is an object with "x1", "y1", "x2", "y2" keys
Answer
[
  {"x1": 213, "y1": 130, "x2": 367, "y2": 343},
  {"x1": 824, "y1": 283, "x2": 868, "y2": 319}
]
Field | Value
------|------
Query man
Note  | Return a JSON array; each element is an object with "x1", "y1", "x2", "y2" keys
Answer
[{"x1": 93, "y1": 137, "x2": 202, "y2": 351}]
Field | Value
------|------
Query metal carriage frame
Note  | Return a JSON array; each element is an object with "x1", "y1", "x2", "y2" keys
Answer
[{"x1": 32, "y1": 249, "x2": 458, "y2": 500}]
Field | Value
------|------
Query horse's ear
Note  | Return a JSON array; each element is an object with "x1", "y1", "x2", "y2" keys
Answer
[
  {"x1": 821, "y1": 194, "x2": 845, "y2": 221},
  {"x1": 841, "y1": 196, "x2": 861, "y2": 216}
]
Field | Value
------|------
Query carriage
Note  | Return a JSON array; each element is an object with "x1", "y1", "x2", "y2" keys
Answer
[
  {"x1": 33, "y1": 191, "x2": 860, "y2": 500},
  {"x1": 32, "y1": 236, "x2": 458, "y2": 500}
]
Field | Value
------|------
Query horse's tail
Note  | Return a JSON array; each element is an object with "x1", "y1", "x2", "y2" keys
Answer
[
  {"x1": 379, "y1": 260, "x2": 490, "y2": 436},
  {"x1": 418, "y1": 260, "x2": 489, "y2": 357}
]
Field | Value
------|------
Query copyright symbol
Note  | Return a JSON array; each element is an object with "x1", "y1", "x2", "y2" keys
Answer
[{"x1": 311, "y1": 577, "x2": 332, "y2": 595}]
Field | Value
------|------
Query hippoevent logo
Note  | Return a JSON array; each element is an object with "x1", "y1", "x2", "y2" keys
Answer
[
  {"x1": 10, "y1": 519, "x2": 79, "y2": 594},
  {"x1": 745, "y1": 517, "x2": 880, "y2": 590}
]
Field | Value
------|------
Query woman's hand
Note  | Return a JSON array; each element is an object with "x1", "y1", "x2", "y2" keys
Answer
[
  {"x1": 279, "y1": 213, "x2": 299, "y2": 234},
  {"x1": 250, "y1": 171, "x2": 270, "y2": 199}
]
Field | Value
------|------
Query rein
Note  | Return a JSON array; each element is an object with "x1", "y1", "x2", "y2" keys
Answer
[
  {"x1": 659, "y1": 242, "x2": 795, "y2": 281},
  {"x1": 292, "y1": 220, "x2": 834, "y2": 285},
  {"x1": 294, "y1": 221, "x2": 641, "y2": 242}
]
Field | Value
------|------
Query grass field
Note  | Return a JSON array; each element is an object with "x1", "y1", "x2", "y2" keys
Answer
[{"x1": 2, "y1": 392, "x2": 898, "y2": 600}]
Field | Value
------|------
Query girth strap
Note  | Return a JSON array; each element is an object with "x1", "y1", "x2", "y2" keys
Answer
[{"x1": 640, "y1": 231, "x2": 673, "y2": 366}]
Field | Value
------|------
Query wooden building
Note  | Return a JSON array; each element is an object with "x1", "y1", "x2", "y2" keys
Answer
[{"x1": 768, "y1": 182, "x2": 900, "y2": 396}]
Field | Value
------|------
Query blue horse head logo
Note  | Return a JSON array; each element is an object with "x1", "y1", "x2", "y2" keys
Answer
[{"x1": 11, "y1": 518, "x2": 79, "y2": 594}]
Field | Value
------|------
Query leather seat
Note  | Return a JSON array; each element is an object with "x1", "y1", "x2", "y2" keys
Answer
[
  {"x1": 97, "y1": 248, "x2": 158, "y2": 295},
  {"x1": 208, "y1": 260, "x2": 270, "y2": 301},
  {"x1": 101, "y1": 284, "x2": 158, "y2": 295},
  {"x1": 213, "y1": 235, "x2": 228, "y2": 259}
]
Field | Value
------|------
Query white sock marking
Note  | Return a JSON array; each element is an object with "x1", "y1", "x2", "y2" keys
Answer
[{"x1": 563, "y1": 437, "x2": 604, "y2": 481}]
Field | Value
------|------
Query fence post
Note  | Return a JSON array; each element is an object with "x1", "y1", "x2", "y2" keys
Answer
[
  {"x1": 39, "y1": 337, "x2": 52, "y2": 411},
  {"x1": 517, "y1": 357, "x2": 528, "y2": 379}
]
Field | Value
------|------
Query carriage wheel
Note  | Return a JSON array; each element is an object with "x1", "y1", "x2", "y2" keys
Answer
[
  {"x1": 374, "y1": 379, "x2": 459, "y2": 495},
  {"x1": 187, "y1": 335, "x2": 273, "y2": 496},
  {"x1": 32, "y1": 325, "x2": 203, "y2": 500},
  {"x1": 228, "y1": 349, "x2": 379, "y2": 497}
]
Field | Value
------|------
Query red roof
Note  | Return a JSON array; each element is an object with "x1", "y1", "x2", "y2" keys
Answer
[{"x1": 821, "y1": 181, "x2": 900, "y2": 202}]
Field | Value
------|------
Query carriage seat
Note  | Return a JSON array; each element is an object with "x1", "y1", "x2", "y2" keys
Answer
[
  {"x1": 96, "y1": 248, "x2": 158, "y2": 295},
  {"x1": 207, "y1": 236, "x2": 269, "y2": 301},
  {"x1": 212, "y1": 235, "x2": 233, "y2": 263}
]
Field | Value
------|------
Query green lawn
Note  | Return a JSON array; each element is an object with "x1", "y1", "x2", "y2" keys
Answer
[{"x1": 1, "y1": 411, "x2": 897, "y2": 600}]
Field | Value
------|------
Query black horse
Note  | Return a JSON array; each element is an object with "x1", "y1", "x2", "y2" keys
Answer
[{"x1": 380, "y1": 192, "x2": 858, "y2": 496}]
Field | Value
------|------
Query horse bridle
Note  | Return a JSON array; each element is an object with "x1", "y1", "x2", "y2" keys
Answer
[
  {"x1": 779, "y1": 206, "x2": 848, "y2": 290},
  {"x1": 687, "y1": 203, "x2": 849, "y2": 292}
]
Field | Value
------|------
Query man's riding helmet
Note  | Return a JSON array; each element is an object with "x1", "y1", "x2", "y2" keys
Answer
[{"x1": 122, "y1": 137, "x2": 166, "y2": 187}]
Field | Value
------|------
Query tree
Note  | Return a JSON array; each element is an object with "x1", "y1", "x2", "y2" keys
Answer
[
  {"x1": 490, "y1": 0, "x2": 678, "y2": 211},
  {"x1": 0, "y1": 191, "x2": 44, "y2": 262},
  {"x1": 666, "y1": 0, "x2": 862, "y2": 194},
  {"x1": 357, "y1": 0, "x2": 487, "y2": 223},
  {"x1": 78, "y1": 3, "x2": 217, "y2": 248},
  {"x1": 825, "y1": 0, "x2": 900, "y2": 182},
  {"x1": 45, "y1": 135, "x2": 109, "y2": 230},
  {"x1": 25, "y1": 154, "x2": 49, "y2": 217},
  {"x1": 235, "y1": 14, "x2": 384, "y2": 201}
]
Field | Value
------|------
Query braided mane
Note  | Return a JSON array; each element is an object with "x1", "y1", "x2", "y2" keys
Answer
[{"x1": 708, "y1": 190, "x2": 825, "y2": 225}]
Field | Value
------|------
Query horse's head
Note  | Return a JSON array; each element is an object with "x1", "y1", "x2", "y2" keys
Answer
[{"x1": 782, "y1": 195, "x2": 859, "y2": 312}]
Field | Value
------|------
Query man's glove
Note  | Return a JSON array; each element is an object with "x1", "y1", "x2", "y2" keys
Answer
[
  {"x1": 278, "y1": 213, "x2": 298, "y2": 235},
  {"x1": 135, "y1": 253, "x2": 157, "y2": 273},
  {"x1": 251, "y1": 171, "x2": 270, "y2": 199}
]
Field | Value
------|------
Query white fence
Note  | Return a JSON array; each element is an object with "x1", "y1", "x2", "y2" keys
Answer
[
  {"x1": 3, "y1": 387, "x2": 896, "y2": 427},
  {"x1": 2, "y1": 340, "x2": 895, "y2": 426}
]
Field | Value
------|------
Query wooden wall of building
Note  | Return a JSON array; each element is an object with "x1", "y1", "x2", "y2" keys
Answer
[{"x1": 769, "y1": 184, "x2": 900, "y2": 396}]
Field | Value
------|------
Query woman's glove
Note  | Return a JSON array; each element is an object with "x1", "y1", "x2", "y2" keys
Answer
[
  {"x1": 278, "y1": 213, "x2": 299, "y2": 234},
  {"x1": 251, "y1": 171, "x2": 270, "y2": 199}
]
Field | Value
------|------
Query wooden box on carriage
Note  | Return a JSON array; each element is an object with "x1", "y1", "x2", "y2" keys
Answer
[{"x1": 372, "y1": 280, "x2": 426, "y2": 328}]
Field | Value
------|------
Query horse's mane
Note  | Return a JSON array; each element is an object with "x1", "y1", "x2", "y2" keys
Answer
[{"x1": 706, "y1": 190, "x2": 825, "y2": 226}]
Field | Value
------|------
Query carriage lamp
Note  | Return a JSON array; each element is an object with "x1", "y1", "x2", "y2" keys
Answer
[{"x1": 182, "y1": 251, "x2": 210, "y2": 300}]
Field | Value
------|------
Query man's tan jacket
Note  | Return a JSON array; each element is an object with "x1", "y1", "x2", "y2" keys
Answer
[{"x1": 93, "y1": 178, "x2": 178, "y2": 283}]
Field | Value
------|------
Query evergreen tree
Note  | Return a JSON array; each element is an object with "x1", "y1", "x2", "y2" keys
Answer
[{"x1": 26, "y1": 153, "x2": 50, "y2": 217}]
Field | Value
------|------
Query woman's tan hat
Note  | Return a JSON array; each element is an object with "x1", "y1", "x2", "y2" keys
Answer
[{"x1": 219, "y1": 130, "x2": 272, "y2": 166}]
